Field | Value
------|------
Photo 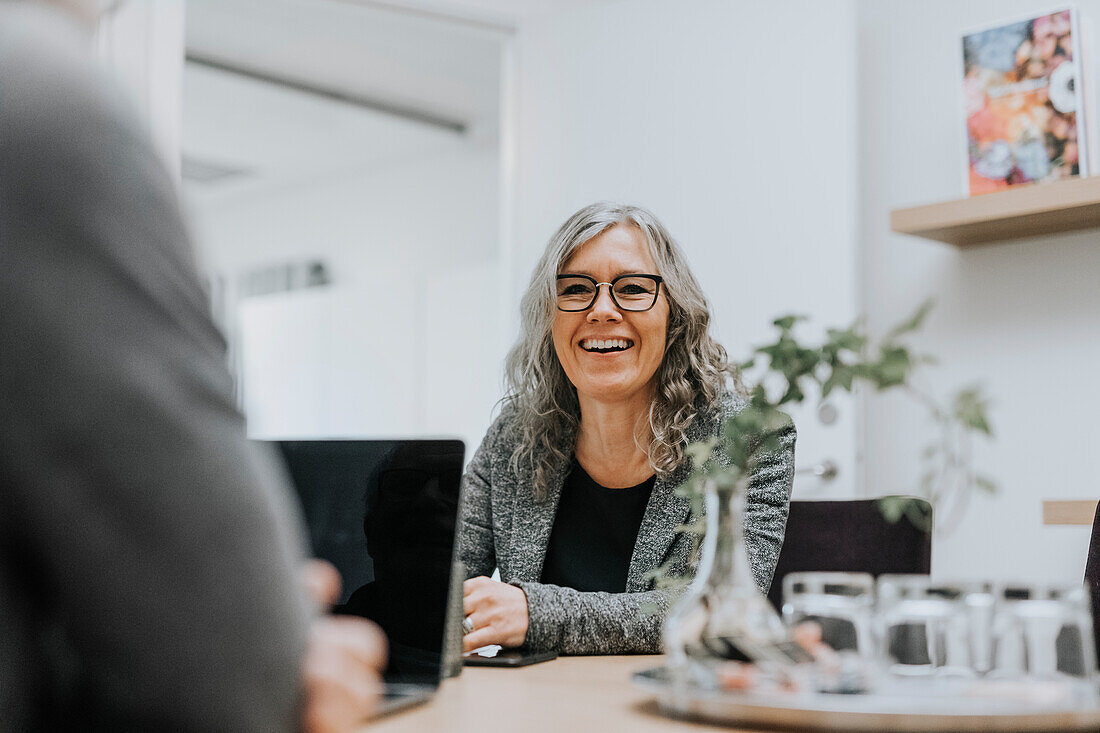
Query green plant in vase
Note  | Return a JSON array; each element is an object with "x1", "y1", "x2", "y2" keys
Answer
[{"x1": 661, "y1": 301, "x2": 994, "y2": 686}]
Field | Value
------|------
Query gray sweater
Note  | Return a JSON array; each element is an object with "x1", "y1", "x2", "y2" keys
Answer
[{"x1": 458, "y1": 393, "x2": 795, "y2": 655}]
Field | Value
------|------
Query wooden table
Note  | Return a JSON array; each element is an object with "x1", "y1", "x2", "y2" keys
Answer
[
  {"x1": 367, "y1": 655, "x2": 728, "y2": 732},
  {"x1": 365, "y1": 655, "x2": 1100, "y2": 732}
]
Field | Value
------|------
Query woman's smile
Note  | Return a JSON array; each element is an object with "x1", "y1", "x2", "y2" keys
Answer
[
  {"x1": 552, "y1": 223, "x2": 668, "y2": 406},
  {"x1": 579, "y1": 337, "x2": 635, "y2": 353}
]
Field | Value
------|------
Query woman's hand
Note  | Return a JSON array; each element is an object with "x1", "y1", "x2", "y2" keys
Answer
[{"x1": 462, "y1": 576, "x2": 529, "y2": 652}]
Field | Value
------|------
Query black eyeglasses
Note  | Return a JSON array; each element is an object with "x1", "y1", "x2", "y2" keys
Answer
[{"x1": 555, "y1": 273, "x2": 664, "y2": 312}]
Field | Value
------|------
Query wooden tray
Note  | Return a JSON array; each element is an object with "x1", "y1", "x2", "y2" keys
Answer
[{"x1": 633, "y1": 667, "x2": 1100, "y2": 731}]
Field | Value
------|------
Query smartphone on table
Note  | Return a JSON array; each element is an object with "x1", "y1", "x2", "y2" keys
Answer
[{"x1": 463, "y1": 650, "x2": 558, "y2": 667}]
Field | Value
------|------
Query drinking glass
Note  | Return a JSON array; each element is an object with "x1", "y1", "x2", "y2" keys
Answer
[
  {"x1": 782, "y1": 572, "x2": 876, "y2": 656},
  {"x1": 876, "y1": 575, "x2": 980, "y2": 677},
  {"x1": 990, "y1": 583, "x2": 1097, "y2": 681},
  {"x1": 958, "y1": 580, "x2": 998, "y2": 676}
]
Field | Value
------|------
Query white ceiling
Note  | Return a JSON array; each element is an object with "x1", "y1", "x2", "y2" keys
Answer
[
  {"x1": 181, "y1": 0, "x2": 620, "y2": 206},
  {"x1": 182, "y1": 62, "x2": 466, "y2": 201},
  {"x1": 359, "y1": 0, "x2": 611, "y2": 26},
  {"x1": 182, "y1": 0, "x2": 506, "y2": 205}
]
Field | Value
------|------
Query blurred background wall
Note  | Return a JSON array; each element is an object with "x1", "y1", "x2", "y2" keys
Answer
[
  {"x1": 98, "y1": 0, "x2": 1098, "y2": 584},
  {"x1": 510, "y1": 0, "x2": 861, "y2": 507},
  {"x1": 180, "y1": 0, "x2": 506, "y2": 453},
  {"x1": 856, "y1": 0, "x2": 1100, "y2": 584},
  {"x1": 96, "y1": 0, "x2": 185, "y2": 175}
]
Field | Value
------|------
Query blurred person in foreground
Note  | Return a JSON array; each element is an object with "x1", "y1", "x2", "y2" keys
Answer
[
  {"x1": 0, "y1": 1, "x2": 386, "y2": 729},
  {"x1": 1084, "y1": 505, "x2": 1100, "y2": 663},
  {"x1": 459, "y1": 202, "x2": 796, "y2": 655}
]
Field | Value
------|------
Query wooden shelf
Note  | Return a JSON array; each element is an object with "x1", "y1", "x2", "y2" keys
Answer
[
  {"x1": 1043, "y1": 499, "x2": 1098, "y2": 526},
  {"x1": 890, "y1": 176, "x2": 1100, "y2": 246}
]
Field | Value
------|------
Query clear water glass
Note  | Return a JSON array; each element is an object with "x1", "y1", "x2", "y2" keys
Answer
[
  {"x1": 990, "y1": 583, "x2": 1097, "y2": 681},
  {"x1": 958, "y1": 581, "x2": 998, "y2": 676},
  {"x1": 782, "y1": 572, "x2": 876, "y2": 656},
  {"x1": 876, "y1": 575, "x2": 979, "y2": 677}
]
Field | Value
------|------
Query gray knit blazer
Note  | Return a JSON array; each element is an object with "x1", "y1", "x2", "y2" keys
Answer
[{"x1": 457, "y1": 392, "x2": 795, "y2": 655}]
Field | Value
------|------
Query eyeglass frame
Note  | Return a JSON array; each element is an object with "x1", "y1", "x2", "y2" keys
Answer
[{"x1": 554, "y1": 273, "x2": 664, "y2": 312}]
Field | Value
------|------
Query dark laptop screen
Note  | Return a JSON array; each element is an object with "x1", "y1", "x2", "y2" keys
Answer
[{"x1": 264, "y1": 439, "x2": 464, "y2": 686}]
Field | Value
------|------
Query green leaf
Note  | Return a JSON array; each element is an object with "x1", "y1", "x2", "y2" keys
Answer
[
  {"x1": 878, "y1": 497, "x2": 932, "y2": 531},
  {"x1": 877, "y1": 497, "x2": 906, "y2": 523},
  {"x1": 779, "y1": 381, "x2": 805, "y2": 405},
  {"x1": 885, "y1": 299, "x2": 934, "y2": 340},
  {"x1": 821, "y1": 364, "x2": 855, "y2": 398},
  {"x1": 684, "y1": 437, "x2": 718, "y2": 467},
  {"x1": 973, "y1": 475, "x2": 997, "y2": 494},
  {"x1": 674, "y1": 474, "x2": 703, "y2": 498},
  {"x1": 773, "y1": 315, "x2": 805, "y2": 330},
  {"x1": 873, "y1": 345, "x2": 913, "y2": 388},
  {"x1": 953, "y1": 387, "x2": 993, "y2": 436},
  {"x1": 675, "y1": 518, "x2": 704, "y2": 535},
  {"x1": 903, "y1": 500, "x2": 933, "y2": 532},
  {"x1": 826, "y1": 326, "x2": 867, "y2": 353}
]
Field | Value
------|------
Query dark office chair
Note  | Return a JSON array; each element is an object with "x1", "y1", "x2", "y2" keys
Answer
[
  {"x1": 767, "y1": 497, "x2": 932, "y2": 611},
  {"x1": 1083, "y1": 502, "x2": 1100, "y2": 663}
]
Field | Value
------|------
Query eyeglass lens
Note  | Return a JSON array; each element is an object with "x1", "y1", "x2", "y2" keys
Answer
[{"x1": 556, "y1": 275, "x2": 659, "y2": 312}]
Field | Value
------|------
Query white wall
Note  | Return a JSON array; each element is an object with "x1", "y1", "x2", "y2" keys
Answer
[
  {"x1": 96, "y1": 0, "x2": 184, "y2": 177},
  {"x1": 857, "y1": 0, "x2": 1100, "y2": 583},
  {"x1": 512, "y1": 0, "x2": 861, "y2": 496},
  {"x1": 189, "y1": 143, "x2": 504, "y2": 454}
]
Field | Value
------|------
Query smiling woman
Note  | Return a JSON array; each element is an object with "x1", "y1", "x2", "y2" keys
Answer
[{"x1": 457, "y1": 202, "x2": 796, "y2": 655}]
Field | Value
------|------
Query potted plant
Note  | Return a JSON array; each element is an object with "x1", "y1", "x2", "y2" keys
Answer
[{"x1": 661, "y1": 301, "x2": 994, "y2": 680}]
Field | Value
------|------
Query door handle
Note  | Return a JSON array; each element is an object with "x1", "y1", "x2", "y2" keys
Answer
[{"x1": 795, "y1": 459, "x2": 838, "y2": 482}]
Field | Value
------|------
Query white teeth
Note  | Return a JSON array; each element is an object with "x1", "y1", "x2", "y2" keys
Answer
[{"x1": 582, "y1": 338, "x2": 633, "y2": 351}]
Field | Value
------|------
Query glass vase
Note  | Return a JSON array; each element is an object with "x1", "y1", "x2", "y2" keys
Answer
[{"x1": 663, "y1": 472, "x2": 793, "y2": 687}]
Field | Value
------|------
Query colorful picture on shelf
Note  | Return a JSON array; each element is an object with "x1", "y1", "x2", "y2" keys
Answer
[{"x1": 962, "y1": 9, "x2": 1087, "y2": 195}]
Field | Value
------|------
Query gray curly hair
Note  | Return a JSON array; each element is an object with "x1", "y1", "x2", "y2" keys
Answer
[{"x1": 504, "y1": 202, "x2": 742, "y2": 501}]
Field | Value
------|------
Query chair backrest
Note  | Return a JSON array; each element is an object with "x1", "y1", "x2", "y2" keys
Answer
[{"x1": 767, "y1": 497, "x2": 932, "y2": 611}]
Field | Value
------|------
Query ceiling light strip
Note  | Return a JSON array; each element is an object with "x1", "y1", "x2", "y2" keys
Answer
[
  {"x1": 185, "y1": 51, "x2": 468, "y2": 135},
  {"x1": 332, "y1": 0, "x2": 515, "y2": 35}
]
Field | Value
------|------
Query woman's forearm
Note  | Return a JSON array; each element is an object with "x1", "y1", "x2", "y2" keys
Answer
[{"x1": 513, "y1": 581, "x2": 684, "y2": 654}]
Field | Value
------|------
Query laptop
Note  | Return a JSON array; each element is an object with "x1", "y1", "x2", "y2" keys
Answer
[{"x1": 262, "y1": 438, "x2": 465, "y2": 715}]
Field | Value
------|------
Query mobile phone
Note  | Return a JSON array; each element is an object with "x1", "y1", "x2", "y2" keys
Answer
[{"x1": 463, "y1": 650, "x2": 559, "y2": 667}]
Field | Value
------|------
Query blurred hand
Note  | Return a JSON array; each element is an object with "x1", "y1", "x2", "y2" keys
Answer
[
  {"x1": 462, "y1": 576, "x2": 529, "y2": 652},
  {"x1": 718, "y1": 621, "x2": 837, "y2": 692},
  {"x1": 300, "y1": 560, "x2": 388, "y2": 733},
  {"x1": 792, "y1": 620, "x2": 836, "y2": 661},
  {"x1": 302, "y1": 559, "x2": 341, "y2": 611}
]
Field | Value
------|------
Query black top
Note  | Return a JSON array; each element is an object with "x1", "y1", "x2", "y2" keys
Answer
[{"x1": 540, "y1": 460, "x2": 655, "y2": 593}]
